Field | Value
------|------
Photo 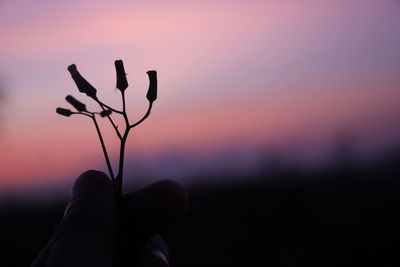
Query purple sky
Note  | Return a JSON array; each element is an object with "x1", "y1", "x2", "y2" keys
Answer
[{"x1": 1, "y1": 0, "x2": 400, "y2": 193}]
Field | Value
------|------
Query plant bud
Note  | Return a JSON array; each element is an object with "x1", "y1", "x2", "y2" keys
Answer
[
  {"x1": 67, "y1": 64, "x2": 97, "y2": 99},
  {"x1": 100, "y1": 109, "x2": 112, "y2": 117},
  {"x1": 115, "y1": 60, "x2": 128, "y2": 91},
  {"x1": 56, "y1": 107, "x2": 72, "y2": 117},
  {"x1": 65, "y1": 95, "x2": 86, "y2": 112},
  {"x1": 146, "y1": 70, "x2": 157, "y2": 102}
]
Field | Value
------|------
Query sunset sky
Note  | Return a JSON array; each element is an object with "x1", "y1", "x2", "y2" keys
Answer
[{"x1": 1, "y1": 0, "x2": 400, "y2": 193}]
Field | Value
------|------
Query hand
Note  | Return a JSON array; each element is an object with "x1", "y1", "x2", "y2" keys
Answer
[{"x1": 31, "y1": 170, "x2": 188, "y2": 267}]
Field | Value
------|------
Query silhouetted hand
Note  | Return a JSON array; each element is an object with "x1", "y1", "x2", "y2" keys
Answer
[{"x1": 31, "y1": 170, "x2": 188, "y2": 267}]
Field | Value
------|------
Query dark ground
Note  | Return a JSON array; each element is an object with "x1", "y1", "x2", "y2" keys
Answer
[{"x1": 1, "y1": 150, "x2": 400, "y2": 267}]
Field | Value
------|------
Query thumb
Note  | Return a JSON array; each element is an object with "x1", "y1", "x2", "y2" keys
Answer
[{"x1": 32, "y1": 170, "x2": 118, "y2": 267}]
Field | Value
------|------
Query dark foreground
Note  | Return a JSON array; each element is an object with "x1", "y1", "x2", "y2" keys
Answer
[{"x1": 1, "y1": 155, "x2": 400, "y2": 266}]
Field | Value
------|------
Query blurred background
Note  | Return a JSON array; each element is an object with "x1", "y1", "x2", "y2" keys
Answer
[{"x1": 1, "y1": 0, "x2": 400, "y2": 266}]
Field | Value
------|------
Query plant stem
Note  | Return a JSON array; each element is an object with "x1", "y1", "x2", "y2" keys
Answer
[
  {"x1": 95, "y1": 98, "x2": 124, "y2": 114},
  {"x1": 115, "y1": 91, "x2": 130, "y2": 195},
  {"x1": 121, "y1": 91, "x2": 130, "y2": 126},
  {"x1": 96, "y1": 91, "x2": 153, "y2": 196},
  {"x1": 116, "y1": 132, "x2": 127, "y2": 196},
  {"x1": 114, "y1": 100, "x2": 153, "y2": 194},
  {"x1": 92, "y1": 115, "x2": 115, "y2": 181},
  {"x1": 130, "y1": 101, "x2": 153, "y2": 129},
  {"x1": 98, "y1": 103, "x2": 123, "y2": 140}
]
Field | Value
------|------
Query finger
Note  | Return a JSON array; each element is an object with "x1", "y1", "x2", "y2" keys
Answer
[
  {"x1": 122, "y1": 179, "x2": 188, "y2": 233},
  {"x1": 31, "y1": 239, "x2": 56, "y2": 267},
  {"x1": 36, "y1": 170, "x2": 118, "y2": 267},
  {"x1": 139, "y1": 234, "x2": 170, "y2": 267},
  {"x1": 120, "y1": 180, "x2": 188, "y2": 266}
]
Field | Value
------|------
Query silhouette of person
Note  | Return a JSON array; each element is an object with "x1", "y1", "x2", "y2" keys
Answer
[{"x1": 31, "y1": 170, "x2": 188, "y2": 267}]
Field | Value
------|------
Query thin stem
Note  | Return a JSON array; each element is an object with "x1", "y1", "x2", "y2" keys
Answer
[
  {"x1": 92, "y1": 115, "x2": 115, "y2": 181},
  {"x1": 95, "y1": 98, "x2": 124, "y2": 114},
  {"x1": 121, "y1": 91, "x2": 130, "y2": 127},
  {"x1": 97, "y1": 103, "x2": 123, "y2": 140},
  {"x1": 130, "y1": 101, "x2": 153, "y2": 129},
  {"x1": 116, "y1": 132, "x2": 127, "y2": 196},
  {"x1": 115, "y1": 101, "x2": 154, "y2": 194},
  {"x1": 115, "y1": 91, "x2": 131, "y2": 195},
  {"x1": 73, "y1": 112, "x2": 92, "y2": 117},
  {"x1": 81, "y1": 89, "x2": 153, "y2": 196}
]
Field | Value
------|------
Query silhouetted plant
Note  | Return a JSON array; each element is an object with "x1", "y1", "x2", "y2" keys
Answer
[{"x1": 56, "y1": 60, "x2": 157, "y2": 196}]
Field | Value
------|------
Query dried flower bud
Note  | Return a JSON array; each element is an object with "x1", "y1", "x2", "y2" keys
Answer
[
  {"x1": 146, "y1": 70, "x2": 157, "y2": 102},
  {"x1": 65, "y1": 95, "x2": 86, "y2": 112},
  {"x1": 100, "y1": 109, "x2": 112, "y2": 117},
  {"x1": 115, "y1": 60, "x2": 128, "y2": 91},
  {"x1": 56, "y1": 107, "x2": 72, "y2": 117},
  {"x1": 67, "y1": 64, "x2": 97, "y2": 99}
]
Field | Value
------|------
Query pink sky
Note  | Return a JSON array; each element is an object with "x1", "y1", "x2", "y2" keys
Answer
[{"x1": 1, "y1": 0, "x2": 400, "y2": 191}]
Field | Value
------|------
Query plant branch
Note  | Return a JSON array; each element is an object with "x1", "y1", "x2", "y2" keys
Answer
[
  {"x1": 73, "y1": 111, "x2": 92, "y2": 118},
  {"x1": 130, "y1": 101, "x2": 153, "y2": 129},
  {"x1": 114, "y1": 91, "x2": 131, "y2": 195},
  {"x1": 97, "y1": 103, "x2": 123, "y2": 140},
  {"x1": 95, "y1": 98, "x2": 123, "y2": 114},
  {"x1": 121, "y1": 91, "x2": 130, "y2": 127},
  {"x1": 115, "y1": 132, "x2": 127, "y2": 196},
  {"x1": 91, "y1": 115, "x2": 115, "y2": 181},
  {"x1": 114, "y1": 101, "x2": 154, "y2": 192}
]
